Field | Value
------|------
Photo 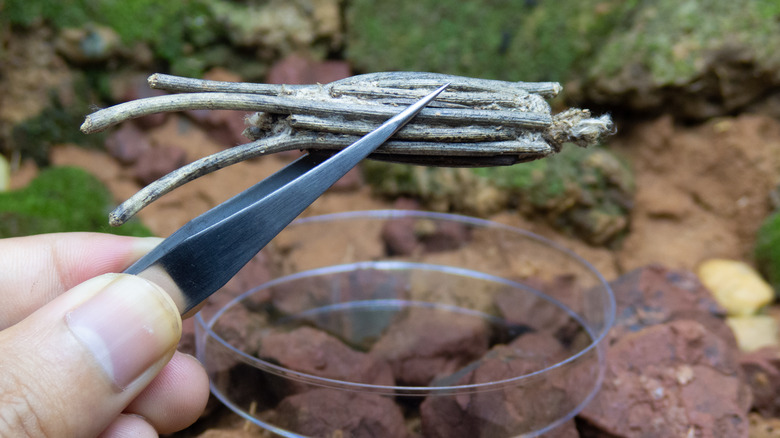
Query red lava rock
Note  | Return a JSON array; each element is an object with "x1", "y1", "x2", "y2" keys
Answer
[
  {"x1": 132, "y1": 145, "x2": 187, "y2": 185},
  {"x1": 740, "y1": 346, "x2": 780, "y2": 417},
  {"x1": 221, "y1": 252, "x2": 274, "y2": 300},
  {"x1": 104, "y1": 122, "x2": 151, "y2": 164},
  {"x1": 370, "y1": 307, "x2": 490, "y2": 386},
  {"x1": 271, "y1": 388, "x2": 408, "y2": 438},
  {"x1": 495, "y1": 275, "x2": 583, "y2": 337},
  {"x1": 380, "y1": 217, "x2": 472, "y2": 256},
  {"x1": 579, "y1": 319, "x2": 752, "y2": 438},
  {"x1": 420, "y1": 332, "x2": 578, "y2": 438},
  {"x1": 257, "y1": 326, "x2": 395, "y2": 389},
  {"x1": 266, "y1": 53, "x2": 351, "y2": 85},
  {"x1": 419, "y1": 220, "x2": 472, "y2": 252},
  {"x1": 113, "y1": 74, "x2": 168, "y2": 128},
  {"x1": 270, "y1": 268, "x2": 407, "y2": 319},
  {"x1": 381, "y1": 216, "x2": 419, "y2": 256},
  {"x1": 608, "y1": 265, "x2": 732, "y2": 344},
  {"x1": 212, "y1": 304, "x2": 269, "y2": 359}
]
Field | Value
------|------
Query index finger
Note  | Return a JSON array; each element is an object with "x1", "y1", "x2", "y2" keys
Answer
[{"x1": 0, "y1": 232, "x2": 161, "y2": 329}]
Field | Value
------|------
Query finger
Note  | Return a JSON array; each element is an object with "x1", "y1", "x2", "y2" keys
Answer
[
  {"x1": 0, "y1": 274, "x2": 181, "y2": 437},
  {"x1": 0, "y1": 233, "x2": 162, "y2": 329},
  {"x1": 99, "y1": 414, "x2": 157, "y2": 438},
  {"x1": 125, "y1": 352, "x2": 209, "y2": 434}
]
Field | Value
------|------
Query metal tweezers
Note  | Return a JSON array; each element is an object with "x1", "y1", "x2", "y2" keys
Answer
[{"x1": 123, "y1": 84, "x2": 449, "y2": 315}]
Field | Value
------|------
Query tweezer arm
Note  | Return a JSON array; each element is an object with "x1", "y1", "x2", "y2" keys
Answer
[{"x1": 124, "y1": 84, "x2": 449, "y2": 315}]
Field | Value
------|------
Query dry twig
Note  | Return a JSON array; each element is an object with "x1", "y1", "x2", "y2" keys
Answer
[{"x1": 81, "y1": 72, "x2": 614, "y2": 225}]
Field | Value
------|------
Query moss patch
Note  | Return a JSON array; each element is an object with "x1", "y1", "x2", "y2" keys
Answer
[
  {"x1": 0, "y1": 166, "x2": 152, "y2": 238},
  {"x1": 4, "y1": 0, "x2": 218, "y2": 77},
  {"x1": 346, "y1": 0, "x2": 637, "y2": 82},
  {"x1": 364, "y1": 146, "x2": 634, "y2": 246}
]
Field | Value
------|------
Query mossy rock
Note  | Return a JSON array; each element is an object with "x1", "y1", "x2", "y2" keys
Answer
[
  {"x1": 755, "y1": 211, "x2": 780, "y2": 297},
  {"x1": 4, "y1": 0, "x2": 219, "y2": 77},
  {"x1": 346, "y1": 0, "x2": 631, "y2": 84},
  {"x1": 364, "y1": 146, "x2": 634, "y2": 246},
  {"x1": 346, "y1": 0, "x2": 780, "y2": 119},
  {"x1": 0, "y1": 166, "x2": 153, "y2": 238}
]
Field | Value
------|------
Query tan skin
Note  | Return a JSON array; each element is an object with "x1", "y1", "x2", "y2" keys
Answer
[{"x1": 0, "y1": 233, "x2": 209, "y2": 437}]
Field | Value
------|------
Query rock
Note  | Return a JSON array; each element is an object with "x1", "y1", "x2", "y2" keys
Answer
[
  {"x1": 740, "y1": 346, "x2": 780, "y2": 417},
  {"x1": 104, "y1": 123, "x2": 151, "y2": 164},
  {"x1": 348, "y1": 0, "x2": 780, "y2": 119},
  {"x1": 380, "y1": 216, "x2": 473, "y2": 257},
  {"x1": 381, "y1": 216, "x2": 419, "y2": 256},
  {"x1": 726, "y1": 315, "x2": 779, "y2": 352},
  {"x1": 697, "y1": 259, "x2": 774, "y2": 316},
  {"x1": 607, "y1": 265, "x2": 732, "y2": 344},
  {"x1": 418, "y1": 219, "x2": 472, "y2": 253},
  {"x1": 756, "y1": 211, "x2": 780, "y2": 297},
  {"x1": 220, "y1": 251, "x2": 274, "y2": 299},
  {"x1": 268, "y1": 269, "x2": 407, "y2": 343},
  {"x1": 271, "y1": 389, "x2": 408, "y2": 438},
  {"x1": 257, "y1": 326, "x2": 395, "y2": 389},
  {"x1": 494, "y1": 275, "x2": 583, "y2": 338},
  {"x1": 211, "y1": 304, "x2": 269, "y2": 361},
  {"x1": 363, "y1": 162, "x2": 507, "y2": 217},
  {"x1": 0, "y1": 154, "x2": 9, "y2": 192},
  {"x1": 266, "y1": 53, "x2": 351, "y2": 85},
  {"x1": 420, "y1": 334, "x2": 578, "y2": 438},
  {"x1": 370, "y1": 307, "x2": 490, "y2": 386},
  {"x1": 132, "y1": 145, "x2": 187, "y2": 185},
  {"x1": 364, "y1": 146, "x2": 633, "y2": 246},
  {"x1": 579, "y1": 319, "x2": 752, "y2": 438},
  {"x1": 208, "y1": 0, "x2": 343, "y2": 57},
  {"x1": 55, "y1": 25, "x2": 122, "y2": 64}
]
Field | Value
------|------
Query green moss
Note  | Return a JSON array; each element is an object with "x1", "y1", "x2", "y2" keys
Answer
[
  {"x1": 364, "y1": 146, "x2": 634, "y2": 246},
  {"x1": 0, "y1": 166, "x2": 153, "y2": 238},
  {"x1": 756, "y1": 211, "x2": 780, "y2": 297},
  {"x1": 4, "y1": 0, "x2": 218, "y2": 76},
  {"x1": 10, "y1": 74, "x2": 106, "y2": 165},
  {"x1": 346, "y1": 0, "x2": 637, "y2": 82},
  {"x1": 590, "y1": 0, "x2": 780, "y2": 86}
]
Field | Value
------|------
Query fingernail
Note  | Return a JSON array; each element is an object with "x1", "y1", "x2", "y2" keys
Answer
[
  {"x1": 66, "y1": 274, "x2": 181, "y2": 389},
  {"x1": 130, "y1": 237, "x2": 164, "y2": 260}
]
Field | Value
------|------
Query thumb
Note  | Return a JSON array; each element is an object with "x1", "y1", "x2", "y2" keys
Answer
[{"x1": 0, "y1": 273, "x2": 181, "y2": 437}]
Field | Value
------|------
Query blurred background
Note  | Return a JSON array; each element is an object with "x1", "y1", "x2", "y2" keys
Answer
[{"x1": 2, "y1": 0, "x2": 780, "y2": 436}]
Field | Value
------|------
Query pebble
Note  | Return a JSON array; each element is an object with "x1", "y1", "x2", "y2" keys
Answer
[
  {"x1": 0, "y1": 154, "x2": 9, "y2": 192},
  {"x1": 726, "y1": 315, "x2": 779, "y2": 352},
  {"x1": 698, "y1": 258, "x2": 774, "y2": 316}
]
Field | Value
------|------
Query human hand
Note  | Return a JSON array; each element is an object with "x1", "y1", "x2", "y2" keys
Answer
[{"x1": 0, "y1": 233, "x2": 209, "y2": 437}]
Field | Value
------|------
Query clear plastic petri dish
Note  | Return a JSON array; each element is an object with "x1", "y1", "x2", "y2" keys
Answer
[{"x1": 195, "y1": 210, "x2": 615, "y2": 437}]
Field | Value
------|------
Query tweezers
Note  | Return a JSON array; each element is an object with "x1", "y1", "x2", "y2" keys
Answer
[{"x1": 123, "y1": 84, "x2": 449, "y2": 315}]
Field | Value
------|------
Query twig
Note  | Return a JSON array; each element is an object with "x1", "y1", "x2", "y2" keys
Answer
[{"x1": 81, "y1": 72, "x2": 615, "y2": 225}]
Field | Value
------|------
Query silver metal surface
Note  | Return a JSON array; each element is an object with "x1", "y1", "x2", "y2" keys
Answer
[{"x1": 124, "y1": 84, "x2": 449, "y2": 315}]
